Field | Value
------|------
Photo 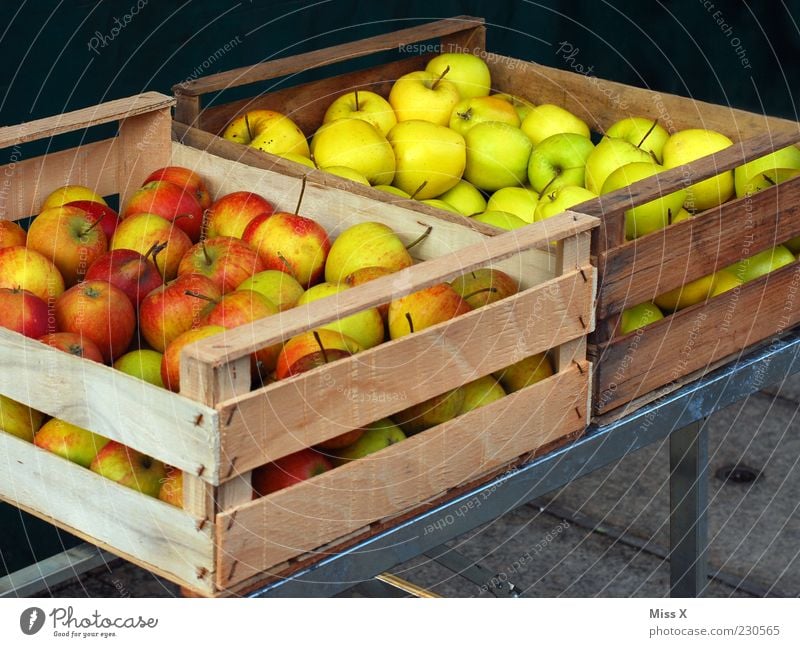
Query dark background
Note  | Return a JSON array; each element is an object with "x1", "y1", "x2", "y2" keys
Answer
[{"x1": 1, "y1": 0, "x2": 798, "y2": 575}]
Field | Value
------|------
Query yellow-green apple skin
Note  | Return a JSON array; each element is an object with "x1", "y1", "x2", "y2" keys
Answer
[
  {"x1": 601, "y1": 162, "x2": 687, "y2": 240},
  {"x1": 388, "y1": 284, "x2": 472, "y2": 339},
  {"x1": 734, "y1": 145, "x2": 800, "y2": 197},
  {"x1": 471, "y1": 211, "x2": 528, "y2": 230},
  {"x1": 238, "y1": 270, "x2": 304, "y2": 311},
  {"x1": 0, "y1": 246, "x2": 65, "y2": 303},
  {"x1": 114, "y1": 349, "x2": 165, "y2": 388},
  {"x1": 534, "y1": 186, "x2": 597, "y2": 222},
  {"x1": 620, "y1": 303, "x2": 664, "y2": 335},
  {"x1": 654, "y1": 274, "x2": 716, "y2": 312},
  {"x1": 728, "y1": 245, "x2": 796, "y2": 283},
  {"x1": 436, "y1": 179, "x2": 487, "y2": 216},
  {"x1": 710, "y1": 269, "x2": 743, "y2": 296},
  {"x1": 425, "y1": 52, "x2": 491, "y2": 99},
  {"x1": 584, "y1": 137, "x2": 654, "y2": 195},
  {"x1": 521, "y1": 104, "x2": 590, "y2": 146},
  {"x1": 389, "y1": 70, "x2": 461, "y2": 125},
  {"x1": 493, "y1": 352, "x2": 554, "y2": 393},
  {"x1": 449, "y1": 96, "x2": 520, "y2": 136},
  {"x1": 459, "y1": 376, "x2": 506, "y2": 413},
  {"x1": 662, "y1": 129, "x2": 734, "y2": 211},
  {"x1": 310, "y1": 118, "x2": 395, "y2": 185},
  {"x1": 394, "y1": 387, "x2": 466, "y2": 435},
  {"x1": 325, "y1": 222, "x2": 413, "y2": 283},
  {"x1": 222, "y1": 109, "x2": 309, "y2": 157},
  {"x1": 387, "y1": 120, "x2": 466, "y2": 199},
  {"x1": 277, "y1": 153, "x2": 316, "y2": 169},
  {"x1": 487, "y1": 187, "x2": 539, "y2": 223},
  {"x1": 671, "y1": 208, "x2": 692, "y2": 224},
  {"x1": 320, "y1": 165, "x2": 371, "y2": 185},
  {"x1": 330, "y1": 419, "x2": 406, "y2": 465},
  {"x1": 491, "y1": 93, "x2": 536, "y2": 121},
  {"x1": 451, "y1": 268, "x2": 518, "y2": 308},
  {"x1": 738, "y1": 168, "x2": 800, "y2": 199},
  {"x1": 421, "y1": 198, "x2": 461, "y2": 214},
  {"x1": 297, "y1": 282, "x2": 384, "y2": 350},
  {"x1": 0, "y1": 394, "x2": 44, "y2": 442},
  {"x1": 373, "y1": 185, "x2": 411, "y2": 198},
  {"x1": 42, "y1": 185, "x2": 107, "y2": 210},
  {"x1": 322, "y1": 90, "x2": 397, "y2": 136},
  {"x1": 464, "y1": 122, "x2": 533, "y2": 191},
  {"x1": 90, "y1": 440, "x2": 167, "y2": 497},
  {"x1": 527, "y1": 133, "x2": 595, "y2": 193},
  {"x1": 34, "y1": 418, "x2": 110, "y2": 468},
  {"x1": 111, "y1": 212, "x2": 192, "y2": 281},
  {"x1": 605, "y1": 117, "x2": 670, "y2": 163}
]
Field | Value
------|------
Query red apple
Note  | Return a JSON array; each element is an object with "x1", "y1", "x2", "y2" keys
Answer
[
  {"x1": 39, "y1": 332, "x2": 104, "y2": 363},
  {"x1": 387, "y1": 284, "x2": 472, "y2": 339},
  {"x1": 111, "y1": 212, "x2": 192, "y2": 281},
  {"x1": 122, "y1": 180, "x2": 204, "y2": 242},
  {"x1": 450, "y1": 268, "x2": 519, "y2": 308},
  {"x1": 161, "y1": 324, "x2": 226, "y2": 392},
  {"x1": 66, "y1": 200, "x2": 120, "y2": 241},
  {"x1": 0, "y1": 246, "x2": 65, "y2": 303},
  {"x1": 344, "y1": 266, "x2": 395, "y2": 319},
  {"x1": 34, "y1": 418, "x2": 110, "y2": 468},
  {"x1": 85, "y1": 247, "x2": 163, "y2": 307},
  {"x1": 205, "y1": 191, "x2": 274, "y2": 239},
  {"x1": 90, "y1": 440, "x2": 167, "y2": 497},
  {"x1": 0, "y1": 288, "x2": 50, "y2": 338},
  {"x1": 177, "y1": 236, "x2": 265, "y2": 294},
  {"x1": 143, "y1": 166, "x2": 211, "y2": 210},
  {"x1": 54, "y1": 280, "x2": 136, "y2": 363},
  {"x1": 159, "y1": 466, "x2": 184, "y2": 507},
  {"x1": 0, "y1": 220, "x2": 26, "y2": 249},
  {"x1": 275, "y1": 329, "x2": 361, "y2": 380},
  {"x1": 242, "y1": 212, "x2": 331, "y2": 287},
  {"x1": 252, "y1": 448, "x2": 333, "y2": 496}
]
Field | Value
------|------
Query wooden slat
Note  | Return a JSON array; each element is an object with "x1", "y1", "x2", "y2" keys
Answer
[
  {"x1": 0, "y1": 432, "x2": 214, "y2": 595},
  {"x1": 0, "y1": 327, "x2": 220, "y2": 483},
  {"x1": 0, "y1": 92, "x2": 175, "y2": 149},
  {"x1": 117, "y1": 106, "x2": 173, "y2": 208},
  {"x1": 216, "y1": 361, "x2": 589, "y2": 588}
]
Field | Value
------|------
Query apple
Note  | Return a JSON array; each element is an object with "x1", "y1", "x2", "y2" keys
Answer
[
  {"x1": 320, "y1": 165, "x2": 371, "y2": 185},
  {"x1": 425, "y1": 52, "x2": 491, "y2": 99},
  {"x1": 464, "y1": 122, "x2": 533, "y2": 191},
  {"x1": 727, "y1": 245, "x2": 796, "y2": 283},
  {"x1": 521, "y1": 104, "x2": 590, "y2": 146},
  {"x1": 242, "y1": 212, "x2": 330, "y2": 288},
  {"x1": 343, "y1": 266, "x2": 393, "y2": 319},
  {"x1": 605, "y1": 117, "x2": 670, "y2": 163},
  {"x1": 0, "y1": 288, "x2": 50, "y2": 338},
  {"x1": 493, "y1": 352, "x2": 554, "y2": 392},
  {"x1": 737, "y1": 168, "x2": 800, "y2": 199},
  {"x1": 65, "y1": 200, "x2": 120, "y2": 241},
  {"x1": 389, "y1": 70, "x2": 461, "y2": 125},
  {"x1": 238, "y1": 269, "x2": 304, "y2": 311},
  {"x1": 662, "y1": 129, "x2": 734, "y2": 211},
  {"x1": 0, "y1": 220, "x2": 26, "y2": 249},
  {"x1": 394, "y1": 387, "x2": 465, "y2": 435},
  {"x1": 436, "y1": 179, "x2": 487, "y2": 216},
  {"x1": 252, "y1": 448, "x2": 333, "y2": 496},
  {"x1": 420, "y1": 198, "x2": 461, "y2": 213},
  {"x1": 387, "y1": 120, "x2": 466, "y2": 199},
  {"x1": 41, "y1": 185, "x2": 106, "y2": 210},
  {"x1": 311, "y1": 118, "x2": 395, "y2": 185},
  {"x1": 34, "y1": 418, "x2": 110, "y2": 468},
  {"x1": 0, "y1": 246, "x2": 65, "y2": 303},
  {"x1": 114, "y1": 349, "x2": 165, "y2": 388},
  {"x1": 314, "y1": 428, "x2": 365, "y2": 452},
  {"x1": 534, "y1": 186, "x2": 598, "y2": 222},
  {"x1": 110, "y1": 212, "x2": 192, "y2": 281},
  {"x1": 329, "y1": 418, "x2": 406, "y2": 465},
  {"x1": 222, "y1": 109, "x2": 310, "y2": 157},
  {"x1": 619, "y1": 302, "x2": 664, "y2": 335},
  {"x1": 200, "y1": 288, "x2": 278, "y2": 330},
  {"x1": 205, "y1": 191, "x2": 274, "y2": 240},
  {"x1": 527, "y1": 133, "x2": 595, "y2": 193},
  {"x1": 372, "y1": 185, "x2": 411, "y2": 198},
  {"x1": 39, "y1": 332, "x2": 105, "y2": 363},
  {"x1": 122, "y1": 180, "x2": 204, "y2": 242},
  {"x1": 654, "y1": 273, "x2": 716, "y2": 312},
  {"x1": 451, "y1": 268, "x2": 518, "y2": 308},
  {"x1": 138, "y1": 273, "x2": 222, "y2": 352},
  {"x1": 322, "y1": 90, "x2": 397, "y2": 136},
  {"x1": 144, "y1": 166, "x2": 211, "y2": 210},
  {"x1": 448, "y1": 95, "x2": 520, "y2": 136},
  {"x1": 387, "y1": 283, "x2": 472, "y2": 339},
  {"x1": 161, "y1": 325, "x2": 226, "y2": 392},
  {"x1": 158, "y1": 466, "x2": 183, "y2": 507},
  {"x1": 297, "y1": 282, "x2": 384, "y2": 349},
  {"x1": 734, "y1": 146, "x2": 800, "y2": 198},
  {"x1": 486, "y1": 187, "x2": 539, "y2": 223},
  {"x1": 459, "y1": 376, "x2": 506, "y2": 414},
  {"x1": 584, "y1": 137, "x2": 655, "y2": 195},
  {"x1": 84, "y1": 248, "x2": 163, "y2": 307},
  {"x1": 601, "y1": 162, "x2": 687, "y2": 240},
  {"x1": 491, "y1": 93, "x2": 536, "y2": 121},
  {"x1": 325, "y1": 221, "x2": 413, "y2": 284},
  {"x1": 55, "y1": 280, "x2": 136, "y2": 363},
  {"x1": 275, "y1": 329, "x2": 361, "y2": 381},
  {"x1": 178, "y1": 236, "x2": 265, "y2": 294},
  {"x1": 26, "y1": 206, "x2": 107, "y2": 286},
  {"x1": 671, "y1": 208, "x2": 692, "y2": 224},
  {"x1": 0, "y1": 394, "x2": 45, "y2": 442},
  {"x1": 710, "y1": 269, "x2": 743, "y2": 297},
  {"x1": 471, "y1": 211, "x2": 528, "y2": 230},
  {"x1": 277, "y1": 153, "x2": 316, "y2": 169},
  {"x1": 90, "y1": 441, "x2": 167, "y2": 497}
]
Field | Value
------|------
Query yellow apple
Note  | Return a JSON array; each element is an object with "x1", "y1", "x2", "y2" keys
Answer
[
  {"x1": 310, "y1": 118, "x2": 395, "y2": 185},
  {"x1": 521, "y1": 104, "x2": 590, "y2": 146},
  {"x1": 493, "y1": 352, "x2": 554, "y2": 393},
  {"x1": 277, "y1": 152, "x2": 316, "y2": 169},
  {"x1": 734, "y1": 145, "x2": 800, "y2": 197},
  {"x1": 321, "y1": 165, "x2": 371, "y2": 185},
  {"x1": 671, "y1": 208, "x2": 692, "y2": 224},
  {"x1": 42, "y1": 185, "x2": 107, "y2": 210},
  {"x1": 486, "y1": 187, "x2": 539, "y2": 223},
  {"x1": 605, "y1": 117, "x2": 670, "y2": 163},
  {"x1": 527, "y1": 133, "x2": 595, "y2": 193},
  {"x1": 727, "y1": 245, "x2": 795, "y2": 283},
  {"x1": 389, "y1": 70, "x2": 460, "y2": 125},
  {"x1": 449, "y1": 96, "x2": 519, "y2": 136},
  {"x1": 710, "y1": 269, "x2": 743, "y2": 296},
  {"x1": 0, "y1": 394, "x2": 44, "y2": 442},
  {"x1": 420, "y1": 198, "x2": 461, "y2": 214},
  {"x1": 491, "y1": 93, "x2": 536, "y2": 121},
  {"x1": 425, "y1": 52, "x2": 491, "y2": 99},
  {"x1": 114, "y1": 349, "x2": 165, "y2": 388},
  {"x1": 459, "y1": 376, "x2": 506, "y2": 413},
  {"x1": 620, "y1": 302, "x2": 664, "y2": 335},
  {"x1": 222, "y1": 109, "x2": 310, "y2": 157},
  {"x1": 654, "y1": 273, "x2": 716, "y2": 312},
  {"x1": 373, "y1": 184, "x2": 411, "y2": 199},
  {"x1": 471, "y1": 211, "x2": 528, "y2": 230},
  {"x1": 436, "y1": 180, "x2": 486, "y2": 215},
  {"x1": 534, "y1": 186, "x2": 597, "y2": 222},
  {"x1": 464, "y1": 122, "x2": 532, "y2": 191},
  {"x1": 393, "y1": 387, "x2": 466, "y2": 435},
  {"x1": 325, "y1": 222, "x2": 413, "y2": 283},
  {"x1": 322, "y1": 89, "x2": 397, "y2": 136},
  {"x1": 584, "y1": 137, "x2": 654, "y2": 194}
]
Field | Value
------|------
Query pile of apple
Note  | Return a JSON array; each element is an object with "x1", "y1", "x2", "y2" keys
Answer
[
  {"x1": 222, "y1": 51, "x2": 800, "y2": 335},
  {"x1": 0, "y1": 164, "x2": 555, "y2": 504}
]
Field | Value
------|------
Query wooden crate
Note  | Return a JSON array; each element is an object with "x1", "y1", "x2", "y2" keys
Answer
[
  {"x1": 173, "y1": 15, "x2": 800, "y2": 418},
  {"x1": 0, "y1": 93, "x2": 597, "y2": 596}
]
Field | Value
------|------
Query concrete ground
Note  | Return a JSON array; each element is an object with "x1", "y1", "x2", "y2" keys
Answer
[{"x1": 30, "y1": 374, "x2": 800, "y2": 598}]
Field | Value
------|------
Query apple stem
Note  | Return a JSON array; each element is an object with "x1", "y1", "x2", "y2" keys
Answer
[
  {"x1": 83, "y1": 212, "x2": 106, "y2": 235},
  {"x1": 354, "y1": 89, "x2": 360, "y2": 112},
  {"x1": 636, "y1": 119, "x2": 659, "y2": 149},
  {"x1": 312, "y1": 330, "x2": 330, "y2": 364},
  {"x1": 540, "y1": 174, "x2": 560, "y2": 196},
  {"x1": 184, "y1": 290, "x2": 218, "y2": 304},
  {"x1": 244, "y1": 113, "x2": 253, "y2": 142},
  {"x1": 462, "y1": 286, "x2": 497, "y2": 301},
  {"x1": 201, "y1": 240, "x2": 212, "y2": 265},
  {"x1": 277, "y1": 252, "x2": 296, "y2": 277},
  {"x1": 762, "y1": 173, "x2": 777, "y2": 186},
  {"x1": 409, "y1": 180, "x2": 429, "y2": 200},
  {"x1": 405, "y1": 312, "x2": 414, "y2": 334},
  {"x1": 431, "y1": 65, "x2": 450, "y2": 91},
  {"x1": 294, "y1": 175, "x2": 307, "y2": 214},
  {"x1": 405, "y1": 224, "x2": 433, "y2": 251},
  {"x1": 457, "y1": 107, "x2": 473, "y2": 121}
]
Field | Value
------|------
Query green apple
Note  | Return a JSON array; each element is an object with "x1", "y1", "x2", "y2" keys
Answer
[
  {"x1": 493, "y1": 352, "x2": 554, "y2": 393},
  {"x1": 298, "y1": 282, "x2": 384, "y2": 349},
  {"x1": 491, "y1": 93, "x2": 536, "y2": 121},
  {"x1": 113, "y1": 349, "x2": 165, "y2": 388},
  {"x1": 671, "y1": 208, "x2": 692, "y2": 224},
  {"x1": 389, "y1": 70, "x2": 461, "y2": 125},
  {"x1": 321, "y1": 165, "x2": 371, "y2": 185},
  {"x1": 654, "y1": 273, "x2": 716, "y2": 312},
  {"x1": 436, "y1": 179, "x2": 487, "y2": 215},
  {"x1": 387, "y1": 120, "x2": 466, "y2": 199},
  {"x1": 325, "y1": 221, "x2": 413, "y2": 283},
  {"x1": 727, "y1": 245, "x2": 795, "y2": 283},
  {"x1": 451, "y1": 267, "x2": 519, "y2": 308},
  {"x1": 459, "y1": 376, "x2": 506, "y2": 413},
  {"x1": 394, "y1": 387, "x2": 466, "y2": 435},
  {"x1": 322, "y1": 90, "x2": 397, "y2": 136},
  {"x1": 471, "y1": 210, "x2": 528, "y2": 230},
  {"x1": 619, "y1": 302, "x2": 664, "y2": 335},
  {"x1": 486, "y1": 187, "x2": 539, "y2": 223},
  {"x1": 464, "y1": 122, "x2": 533, "y2": 191},
  {"x1": 420, "y1": 198, "x2": 461, "y2": 214},
  {"x1": 710, "y1": 269, "x2": 743, "y2": 296},
  {"x1": 602, "y1": 162, "x2": 687, "y2": 240},
  {"x1": 330, "y1": 418, "x2": 406, "y2": 465},
  {"x1": 34, "y1": 418, "x2": 110, "y2": 468},
  {"x1": 734, "y1": 145, "x2": 800, "y2": 197},
  {"x1": 373, "y1": 184, "x2": 411, "y2": 199},
  {"x1": 310, "y1": 118, "x2": 395, "y2": 185},
  {"x1": 238, "y1": 269, "x2": 304, "y2": 311},
  {"x1": 605, "y1": 117, "x2": 670, "y2": 163},
  {"x1": 534, "y1": 186, "x2": 597, "y2": 222},
  {"x1": 662, "y1": 129, "x2": 734, "y2": 212},
  {"x1": 425, "y1": 52, "x2": 491, "y2": 99},
  {"x1": 0, "y1": 394, "x2": 45, "y2": 442},
  {"x1": 527, "y1": 133, "x2": 595, "y2": 193},
  {"x1": 584, "y1": 137, "x2": 654, "y2": 194},
  {"x1": 449, "y1": 96, "x2": 520, "y2": 136},
  {"x1": 277, "y1": 153, "x2": 316, "y2": 169},
  {"x1": 521, "y1": 104, "x2": 590, "y2": 146},
  {"x1": 737, "y1": 168, "x2": 800, "y2": 199}
]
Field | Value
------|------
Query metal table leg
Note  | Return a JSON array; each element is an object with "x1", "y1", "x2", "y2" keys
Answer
[{"x1": 669, "y1": 419, "x2": 709, "y2": 597}]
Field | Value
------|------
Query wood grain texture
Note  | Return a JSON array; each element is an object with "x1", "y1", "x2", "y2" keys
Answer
[
  {"x1": 116, "y1": 106, "x2": 173, "y2": 208},
  {"x1": 215, "y1": 361, "x2": 589, "y2": 588}
]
